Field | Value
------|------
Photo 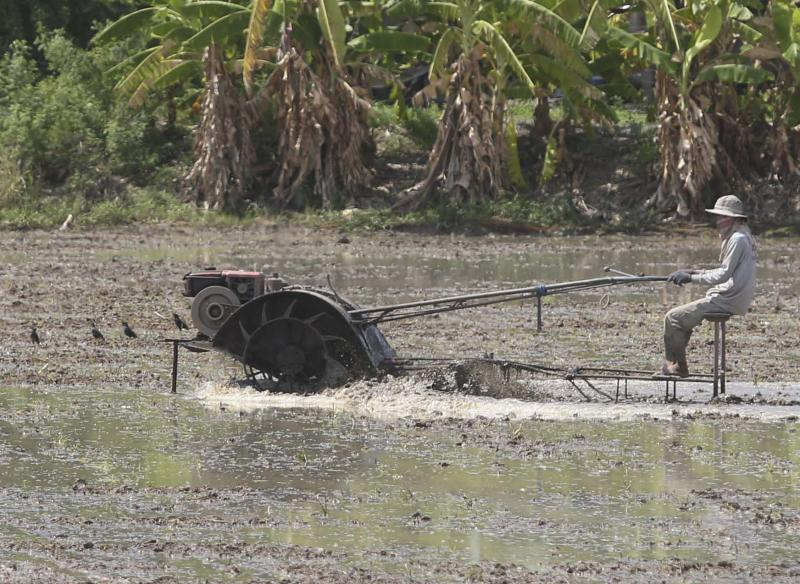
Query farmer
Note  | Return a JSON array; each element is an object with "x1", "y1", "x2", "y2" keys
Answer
[{"x1": 661, "y1": 195, "x2": 757, "y2": 377}]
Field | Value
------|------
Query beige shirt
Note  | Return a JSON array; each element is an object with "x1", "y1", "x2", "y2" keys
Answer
[{"x1": 690, "y1": 226, "x2": 757, "y2": 315}]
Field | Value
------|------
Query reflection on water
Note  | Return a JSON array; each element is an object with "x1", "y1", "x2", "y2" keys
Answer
[
  {"x1": 218, "y1": 234, "x2": 800, "y2": 306},
  {"x1": 1, "y1": 385, "x2": 798, "y2": 570},
  {"x1": 93, "y1": 245, "x2": 226, "y2": 265}
]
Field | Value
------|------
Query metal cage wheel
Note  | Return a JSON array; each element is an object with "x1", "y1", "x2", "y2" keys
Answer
[
  {"x1": 243, "y1": 317, "x2": 328, "y2": 383},
  {"x1": 242, "y1": 364, "x2": 280, "y2": 392}
]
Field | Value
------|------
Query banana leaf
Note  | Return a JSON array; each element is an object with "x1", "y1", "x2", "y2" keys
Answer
[
  {"x1": 177, "y1": 1, "x2": 248, "y2": 21},
  {"x1": 386, "y1": 0, "x2": 459, "y2": 21},
  {"x1": 93, "y1": 7, "x2": 160, "y2": 45},
  {"x1": 694, "y1": 63, "x2": 774, "y2": 86},
  {"x1": 682, "y1": 4, "x2": 722, "y2": 90},
  {"x1": 244, "y1": 0, "x2": 272, "y2": 97},
  {"x1": 115, "y1": 40, "x2": 177, "y2": 95},
  {"x1": 318, "y1": 0, "x2": 348, "y2": 68},
  {"x1": 348, "y1": 31, "x2": 431, "y2": 53},
  {"x1": 730, "y1": 20, "x2": 762, "y2": 46},
  {"x1": 105, "y1": 46, "x2": 159, "y2": 76},
  {"x1": 552, "y1": 0, "x2": 586, "y2": 22},
  {"x1": 184, "y1": 10, "x2": 250, "y2": 51},
  {"x1": 503, "y1": 0, "x2": 583, "y2": 50},
  {"x1": 430, "y1": 28, "x2": 462, "y2": 80},
  {"x1": 644, "y1": 0, "x2": 680, "y2": 52},
  {"x1": 580, "y1": 0, "x2": 609, "y2": 50},
  {"x1": 528, "y1": 53, "x2": 602, "y2": 100},
  {"x1": 541, "y1": 133, "x2": 558, "y2": 183},
  {"x1": 474, "y1": 20, "x2": 536, "y2": 96},
  {"x1": 606, "y1": 26, "x2": 674, "y2": 72},
  {"x1": 526, "y1": 26, "x2": 591, "y2": 78},
  {"x1": 153, "y1": 60, "x2": 202, "y2": 89},
  {"x1": 772, "y1": 0, "x2": 793, "y2": 52},
  {"x1": 505, "y1": 120, "x2": 528, "y2": 190}
]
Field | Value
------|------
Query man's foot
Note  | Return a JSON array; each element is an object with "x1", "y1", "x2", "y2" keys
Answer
[{"x1": 659, "y1": 361, "x2": 689, "y2": 377}]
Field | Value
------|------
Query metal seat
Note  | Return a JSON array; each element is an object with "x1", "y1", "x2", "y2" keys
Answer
[{"x1": 705, "y1": 312, "x2": 732, "y2": 397}]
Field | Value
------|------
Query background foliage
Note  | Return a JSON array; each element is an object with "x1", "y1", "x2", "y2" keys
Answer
[{"x1": 1, "y1": 0, "x2": 800, "y2": 230}]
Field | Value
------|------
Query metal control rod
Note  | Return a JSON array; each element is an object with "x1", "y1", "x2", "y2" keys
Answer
[{"x1": 349, "y1": 275, "x2": 667, "y2": 324}]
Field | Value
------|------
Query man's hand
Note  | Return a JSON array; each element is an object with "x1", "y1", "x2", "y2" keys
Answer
[{"x1": 667, "y1": 271, "x2": 692, "y2": 286}]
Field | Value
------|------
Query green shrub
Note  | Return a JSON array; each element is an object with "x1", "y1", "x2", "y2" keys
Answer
[
  {"x1": 0, "y1": 188, "x2": 200, "y2": 229},
  {"x1": 0, "y1": 194, "x2": 79, "y2": 230},
  {"x1": 370, "y1": 102, "x2": 441, "y2": 154},
  {"x1": 400, "y1": 105, "x2": 440, "y2": 150},
  {"x1": 0, "y1": 31, "x2": 191, "y2": 204},
  {"x1": 83, "y1": 188, "x2": 201, "y2": 225},
  {"x1": 369, "y1": 103, "x2": 399, "y2": 130},
  {"x1": 494, "y1": 195, "x2": 581, "y2": 227},
  {"x1": 0, "y1": 146, "x2": 25, "y2": 206},
  {"x1": 0, "y1": 34, "x2": 107, "y2": 190}
]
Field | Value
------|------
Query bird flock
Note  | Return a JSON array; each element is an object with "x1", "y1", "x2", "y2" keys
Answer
[{"x1": 29, "y1": 312, "x2": 191, "y2": 345}]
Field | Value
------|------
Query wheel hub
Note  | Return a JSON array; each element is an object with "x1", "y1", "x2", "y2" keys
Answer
[
  {"x1": 191, "y1": 285, "x2": 240, "y2": 338},
  {"x1": 276, "y1": 344, "x2": 306, "y2": 375},
  {"x1": 243, "y1": 317, "x2": 326, "y2": 381}
]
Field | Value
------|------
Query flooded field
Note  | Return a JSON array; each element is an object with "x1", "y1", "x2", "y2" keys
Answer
[{"x1": 1, "y1": 224, "x2": 799, "y2": 582}]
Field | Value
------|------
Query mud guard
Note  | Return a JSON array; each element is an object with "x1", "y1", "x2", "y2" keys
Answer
[{"x1": 212, "y1": 289, "x2": 395, "y2": 376}]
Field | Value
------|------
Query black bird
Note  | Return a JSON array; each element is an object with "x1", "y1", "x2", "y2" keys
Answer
[
  {"x1": 30, "y1": 327, "x2": 40, "y2": 345},
  {"x1": 122, "y1": 321, "x2": 137, "y2": 339},
  {"x1": 172, "y1": 312, "x2": 189, "y2": 331},
  {"x1": 91, "y1": 323, "x2": 105, "y2": 342}
]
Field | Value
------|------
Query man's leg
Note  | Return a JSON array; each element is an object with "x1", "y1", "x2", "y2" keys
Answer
[{"x1": 663, "y1": 298, "x2": 717, "y2": 374}]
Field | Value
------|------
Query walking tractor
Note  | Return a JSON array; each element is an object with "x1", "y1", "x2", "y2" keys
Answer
[{"x1": 168, "y1": 267, "x2": 733, "y2": 401}]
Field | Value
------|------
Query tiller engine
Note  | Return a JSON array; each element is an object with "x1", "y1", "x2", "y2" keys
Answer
[{"x1": 180, "y1": 267, "x2": 667, "y2": 391}]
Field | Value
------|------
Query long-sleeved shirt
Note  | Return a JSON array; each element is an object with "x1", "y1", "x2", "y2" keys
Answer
[{"x1": 690, "y1": 226, "x2": 757, "y2": 315}]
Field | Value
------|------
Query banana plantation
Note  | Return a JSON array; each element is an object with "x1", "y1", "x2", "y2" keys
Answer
[{"x1": 6, "y1": 0, "x2": 800, "y2": 222}]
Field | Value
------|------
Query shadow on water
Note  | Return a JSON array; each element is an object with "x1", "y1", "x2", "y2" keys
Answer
[{"x1": 1, "y1": 385, "x2": 798, "y2": 573}]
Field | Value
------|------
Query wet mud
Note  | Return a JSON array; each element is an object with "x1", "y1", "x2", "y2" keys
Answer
[
  {"x1": 1, "y1": 225, "x2": 800, "y2": 582},
  {"x1": 3, "y1": 224, "x2": 800, "y2": 388}
]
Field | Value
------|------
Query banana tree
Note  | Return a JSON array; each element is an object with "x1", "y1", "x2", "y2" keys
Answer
[
  {"x1": 606, "y1": 0, "x2": 772, "y2": 216},
  {"x1": 511, "y1": 0, "x2": 614, "y2": 187},
  {"x1": 94, "y1": 0, "x2": 255, "y2": 210},
  {"x1": 391, "y1": 0, "x2": 590, "y2": 210},
  {"x1": 747, "y1": 0, "x2": 800, "y2": 181},
  {"x1": 246, "y1": 0, "x2": 420, "y2": 210}
]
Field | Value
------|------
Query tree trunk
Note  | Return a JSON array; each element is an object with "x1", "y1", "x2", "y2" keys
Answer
[
  {"x1": 652, "y1": 72, "x2": 722, "y2": 217},
  {"x1": 532, "y1": 96, "x2": 552, "y2": 138},
  {"x1": 395, "y1": 49, "x2": 508, "y2": 211},
  {"x1": 185, "y1": 43, "x2": 254, "y2": 210},
  {"x1": 769, "y1": 121, "x2": 800, "y2": 180},
  {"x1": 260, "y1": 48, "x2": 373, "y2": 210},
  {"x1": 767, "y1": 75, "x2": 800, "y2": 181},
  {"x1": 713, "y1": 86, "x2": 752, "y2": 182}
]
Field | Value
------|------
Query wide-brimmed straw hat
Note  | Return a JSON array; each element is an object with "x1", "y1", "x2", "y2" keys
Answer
[{"x1": 706, "y1": 195, "x2": 747, "y2": 218}]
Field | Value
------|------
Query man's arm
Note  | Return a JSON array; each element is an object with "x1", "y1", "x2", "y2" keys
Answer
[{"x1": 691, "y1": 234, "x2": 746, "y2": 286}]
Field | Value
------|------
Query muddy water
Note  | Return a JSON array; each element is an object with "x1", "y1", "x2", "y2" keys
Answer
[
  {"x1": 2, "y1": 226, "x2": 800, "y2": 581},
  {"x1": 221, "y1": 232, "x2": 799, "y2": 299},
  {"x1": 1, "y1": 384, "x2": 799, "y2": 578}
]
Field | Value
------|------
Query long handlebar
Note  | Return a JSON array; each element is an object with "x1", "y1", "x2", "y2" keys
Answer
[{"x1": 349, "y1": 275, "x2": 668, "y2": 324}]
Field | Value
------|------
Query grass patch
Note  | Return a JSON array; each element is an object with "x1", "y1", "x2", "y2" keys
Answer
[
  {"x1": 296, "y1": 195, "x2": 600, "y2": 234},
  {"x1": 371, "y1": 103, "x2": 441, "y2": 155},
  {"x1": 762, "y1": 224, "x2": 800, "y2": 237},
  {"x1": 0, "y1": 187, "x2": 255, "y2": 230},
  {"x1": 507, "y1": 99, "x2": 535, "y2": 124},
  {"x1": 0, "y1": 196, "x2": 81, "y2": 230},
  {"x1": 0, "y1": 187, "x2": 661, "y2": 235}
]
